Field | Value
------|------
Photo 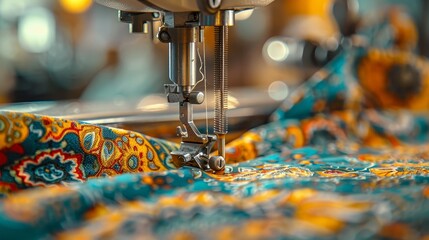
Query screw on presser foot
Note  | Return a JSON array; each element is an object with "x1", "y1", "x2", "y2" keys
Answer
[
  {"x1": 171, "y1": 152, "x2": 226, "y2": 172},
  {"x1": 208, "y1": 155, "x2": 226, "y2": 171},
  {"x1": 170, "y1": 135, "x2": 226, "y2": 172}
]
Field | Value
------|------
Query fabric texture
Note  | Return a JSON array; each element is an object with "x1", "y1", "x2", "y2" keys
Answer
[
  {"x1": 1, "y1": 9, "x2": 429, "y2": 238},
  {"x1": 0, "y1": 112, "x2": 178, "y2": 193},
  {"x1": 0, "y1": 47, "x2": 429, "y2": 239}
]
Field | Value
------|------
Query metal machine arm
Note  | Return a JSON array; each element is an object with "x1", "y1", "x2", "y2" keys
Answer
[{"x1": 95, "y1": 0, "x2": 275, "y2": 172}]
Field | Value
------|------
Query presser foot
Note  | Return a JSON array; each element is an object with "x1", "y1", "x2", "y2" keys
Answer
[{"x1": 171, "y1": 135, "x2": 226, "y2": 172}]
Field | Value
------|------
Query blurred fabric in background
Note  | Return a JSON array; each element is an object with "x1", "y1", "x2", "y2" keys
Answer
[{"x1": 0, "y1": 0, "x2": 426, "y2": 105}]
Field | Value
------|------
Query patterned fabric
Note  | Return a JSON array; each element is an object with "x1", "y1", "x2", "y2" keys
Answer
[
  {"x1": 3, "y1": 20, "x2": 429, "y2": 239},
  {"x1": 0, "y1": 112, "x2": 178, "y2": 193},
  {"x1": 358, "y1": 49, "x2": 429, "y2": 110},
  {"x1": 0, "y1": 47, "x2": 428, "y2": 239}
]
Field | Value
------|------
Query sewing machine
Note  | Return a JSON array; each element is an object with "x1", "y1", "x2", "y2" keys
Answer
[{"x1": 95, "y1": 0, "x2": 275, "y2": 172}]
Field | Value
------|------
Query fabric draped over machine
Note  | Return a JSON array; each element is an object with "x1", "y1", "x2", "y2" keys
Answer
[
  {"x1": 0, "y1": 45, "x2": 429, "y2": 239},
  {"x1": 1, "y1": 7, "x2": 429, "y2": 237}
]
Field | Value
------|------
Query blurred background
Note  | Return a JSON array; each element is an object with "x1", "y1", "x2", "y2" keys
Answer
[{"x1": 0, "y1": 0, "x2": 426, "y2": 105}]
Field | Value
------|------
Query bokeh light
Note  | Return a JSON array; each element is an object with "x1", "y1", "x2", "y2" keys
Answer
[
  {"x1": 60, "y1": 0, "x2": 93, "y2": 14},
  {"x1": 265, "y1": 40, "x2": 290, "y2": 62},
  {"x1": 268, "y1": 81, "x2": 289, "y2": 101},
  {"x1": 18, "y1": 7, "x2": 55, "y2": 53}
]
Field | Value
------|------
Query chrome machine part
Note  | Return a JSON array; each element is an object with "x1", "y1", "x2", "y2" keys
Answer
[
  {"x1": 95, "y1": 0, "x2": 276, "y2": 172},
  {"x1": 95, "y1": 0, "x2": 276, "y2": 13},
  {"x1": 214, "y1": 25, "x2": 229, "y2": 159},
  {"x1": 160, "y1": 11, "x2": 225, "y2": 171},
  {"x1": 117, "y1": 11, "x2": 162, "y2": 43}
]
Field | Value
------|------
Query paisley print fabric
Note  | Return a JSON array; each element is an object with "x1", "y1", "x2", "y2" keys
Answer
[
  {"x1": 0, "y1": 112, "x2": 178, "y2": 193},
  {"x1": 2, "y1": 31, "x2": 429, "y2": 240},
  {"x1": 0, "y1": 48, "x2": 429, "y2": 239}
]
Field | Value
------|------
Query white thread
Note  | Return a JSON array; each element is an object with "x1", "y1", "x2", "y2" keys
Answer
[{"x1": 192, "y1": 42, "x2": 206, "y2": 92}]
